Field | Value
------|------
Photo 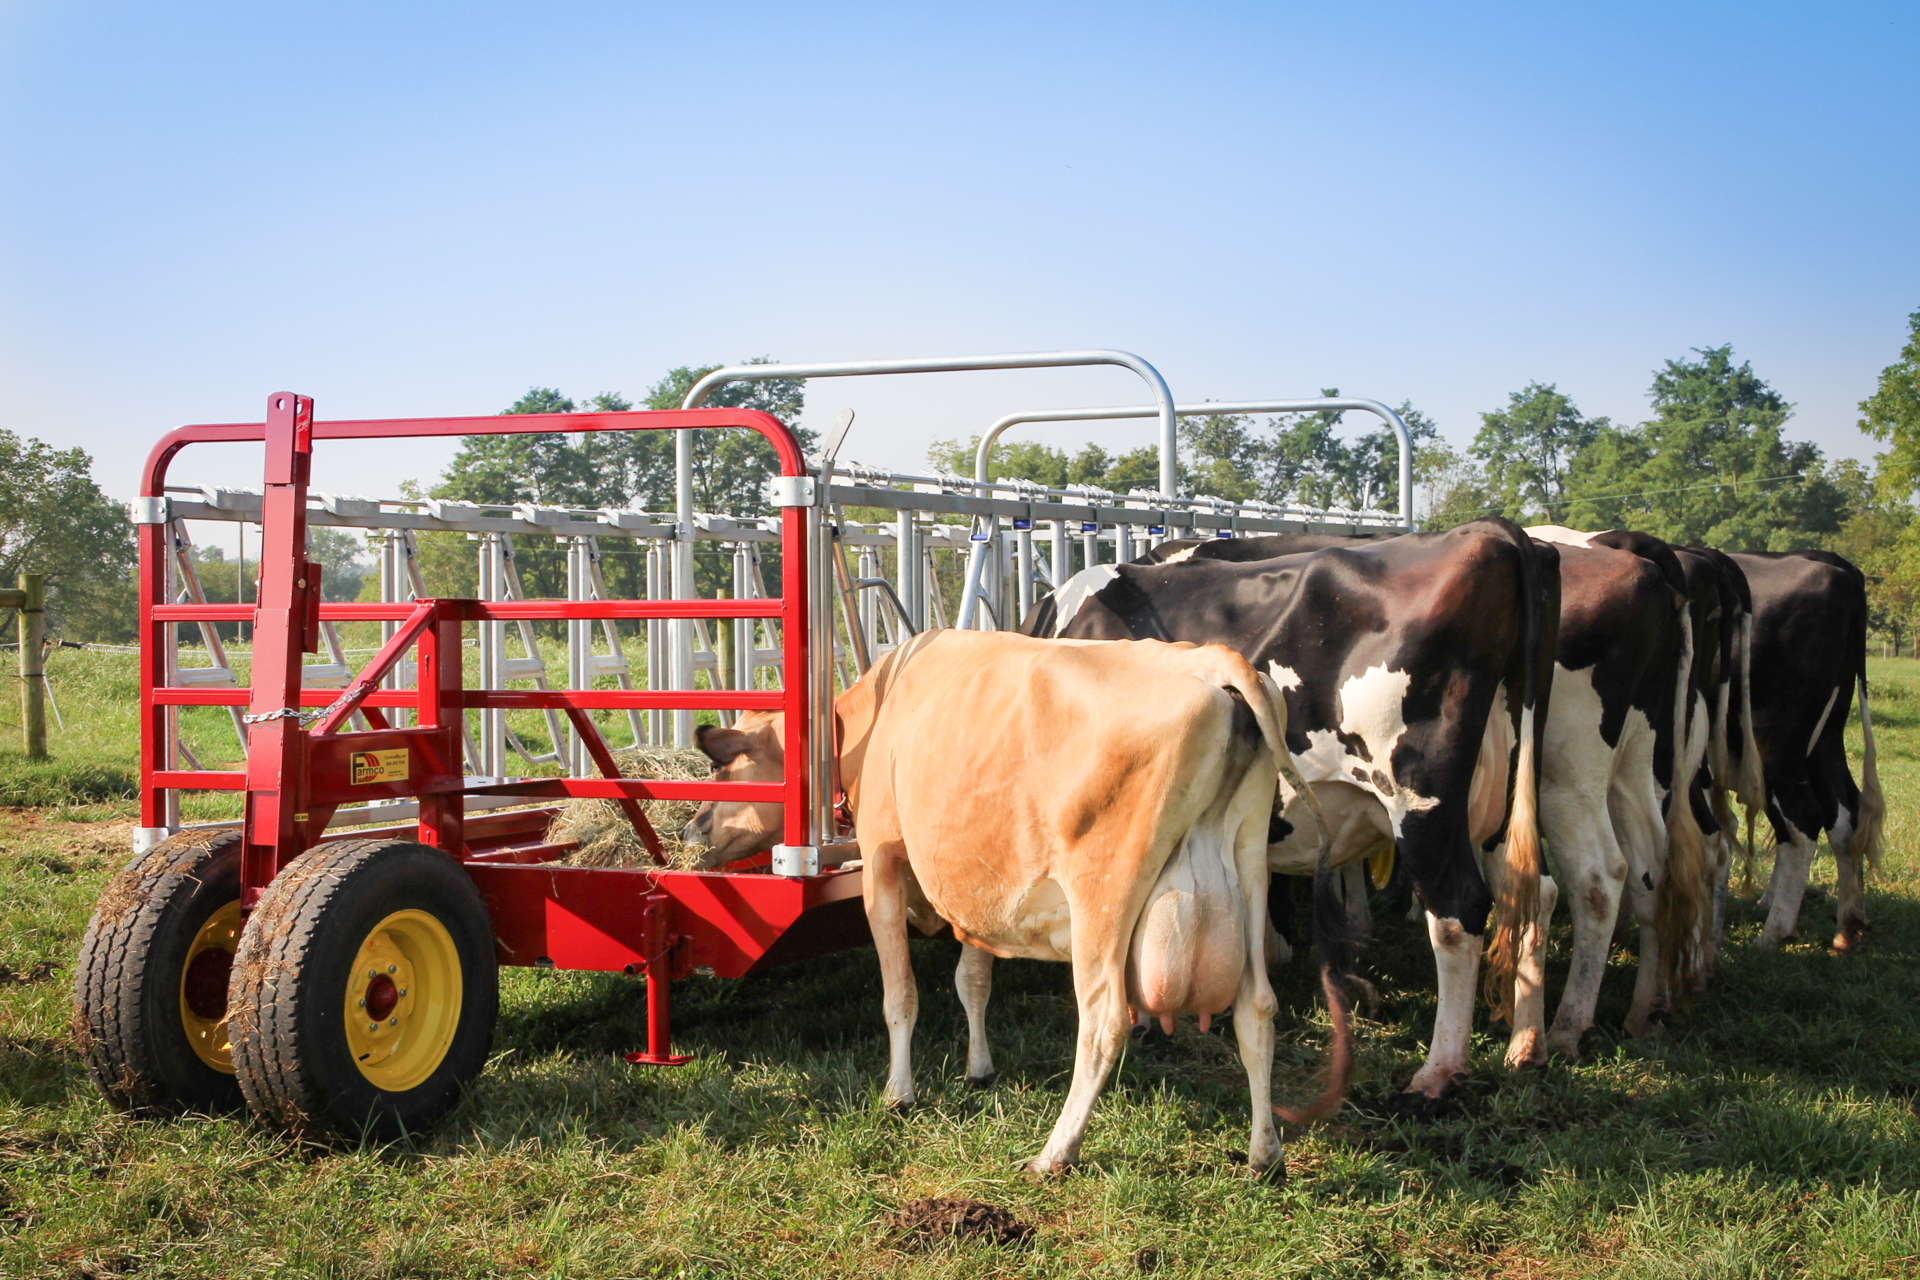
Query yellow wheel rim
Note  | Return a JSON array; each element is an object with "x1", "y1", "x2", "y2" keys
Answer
[
  {"x1": 179, "y1": 900, "x2": 242, "y2": 1073},
  {"x1": 342, "y1": 910, "x2": 463, "y2": 1092}
]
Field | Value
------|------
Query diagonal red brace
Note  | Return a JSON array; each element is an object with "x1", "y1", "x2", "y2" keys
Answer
[
  {"x1": 310, "y1": 599, "x2": 439, "y2": 737},
  {"x1": 560, "y1": 705, "x2": 666, "y2": 864}
]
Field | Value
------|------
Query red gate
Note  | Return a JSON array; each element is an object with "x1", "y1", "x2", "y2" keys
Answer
[{"x1": 89, "y1": 393, "x2": 861, "y2": 1132}]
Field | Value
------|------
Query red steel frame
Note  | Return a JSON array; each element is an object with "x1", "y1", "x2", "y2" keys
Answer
[{"x1": 139, "y1": 393, "x2": 867, "y2": 1064}]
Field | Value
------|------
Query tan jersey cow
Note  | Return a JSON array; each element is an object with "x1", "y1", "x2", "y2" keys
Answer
[{"x1": 686, "y1": 630, "x2": 1340, "y2": 1176}]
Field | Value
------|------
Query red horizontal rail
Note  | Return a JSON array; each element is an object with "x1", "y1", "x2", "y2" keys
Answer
[
  {"x1": 151, "y1": 600, "x2": 786, "y2": 623},
  {"x1": 463, "y1": 779, "x2": 783, "y2": 802},
  {"x1": 463, "y1": 690, "x2": 784, "y2": 711},
  {"x1": 150, "y1": 688, "x2": 781, "y2": 710},
  {"x1": 473, "y1": 600, "x2": 784, "y2": 620},
  {"x1": 151, "y1": 689, "x2": 419, "y2": 707},
  {"x1": 152, "y1": 770, "x2": 248, "y2": 790}
]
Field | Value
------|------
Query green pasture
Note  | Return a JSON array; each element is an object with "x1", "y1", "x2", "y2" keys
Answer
[{"x1": 0, "y1": 658, "x2": 1915, "y2": 1276}]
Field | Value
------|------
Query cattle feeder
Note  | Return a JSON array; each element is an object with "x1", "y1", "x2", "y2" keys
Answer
[{"x1": 74, "y1": 393, "x2": 851, "y2": 1138}]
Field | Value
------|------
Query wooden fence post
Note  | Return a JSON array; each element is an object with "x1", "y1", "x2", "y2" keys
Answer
[
  {"x1": 20, "y1": 574, "x2": 45, "y2": 759},
  {"x1": 0, "y1": 575, "x2": 41, "y2": 758}
]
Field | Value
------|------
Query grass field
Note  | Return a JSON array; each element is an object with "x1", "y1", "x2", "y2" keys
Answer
[{"x1": 0, "y1": 658, "x2": 1915, "y2": 1277}]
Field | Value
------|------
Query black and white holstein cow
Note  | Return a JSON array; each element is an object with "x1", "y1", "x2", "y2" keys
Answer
[
  {"x1": 1672, "y1": 544, "x2": 1767, "y2": 963},
  {"x1": 1518, "y1": 528, "x2": 1714, "y2": 1058},
  {"x1": 1024, "y1": 518, "x2": 1559, "y2": 1096},
  {"x1": 1731, "y1": 551, "x2": 1884, "y2": 952}
]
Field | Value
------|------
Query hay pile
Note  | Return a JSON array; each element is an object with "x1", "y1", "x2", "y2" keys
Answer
[{"x1": 546, "y1": 744, "x2": 715, "y2": 869}]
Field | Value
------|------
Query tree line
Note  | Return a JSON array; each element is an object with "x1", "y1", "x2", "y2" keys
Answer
[{"x1": 9, "y1": 318, "x2": 1920, "y2": 652}]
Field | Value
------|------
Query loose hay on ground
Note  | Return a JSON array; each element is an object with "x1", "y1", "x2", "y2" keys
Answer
[{"x1": 546, "y1": 744, "x2": 715, "y2": 869}]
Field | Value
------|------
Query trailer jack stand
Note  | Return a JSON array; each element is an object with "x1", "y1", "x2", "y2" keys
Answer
[{"x1": 624, "y1": 891, "x2": 693, "y2": 1067}]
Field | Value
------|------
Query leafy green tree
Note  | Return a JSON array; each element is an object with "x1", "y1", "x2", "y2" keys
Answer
[
  {"x1": 1823, "y1": 458, "x2": 1917, "y2": 654},
  {"x1": 1562, "y1": 346, "x2": 1846, "y2": 549},
  {"x1": 429, "y1": 368, "x2": 811, "y2": 602},
  {"x1": 923, "y1": 437, "x2": 1165, "y2": 493},
  {"x1": 0, "y1": 428, "x2": 136, "y2": 640},
  {"x1": 1471, "y1": 382, "x2": 1605, "y2": 521},
  {"x1": 1415, "y1": 440, "x2": 1496, "y2": 529},
  {"x1": 1860, "y1": 307, "x2": 1920, "y2": 500}
]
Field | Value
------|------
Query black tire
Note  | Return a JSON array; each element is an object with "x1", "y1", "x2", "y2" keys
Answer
[
  {"x1": 72, "y1": 827, "x2": 247, "y2": 1113},
  {"x1": 229, "y1": 839, "x2": 497, "y2": 1142}
]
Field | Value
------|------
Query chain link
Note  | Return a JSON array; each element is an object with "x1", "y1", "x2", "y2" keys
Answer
[{"x1": 241, "y1": 684, "x2": 364, "y2": 727}]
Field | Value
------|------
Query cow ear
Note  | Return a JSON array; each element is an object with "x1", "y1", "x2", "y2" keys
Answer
[{"x1": 696, "y1": 724, "x2": 752, "y2": 766}]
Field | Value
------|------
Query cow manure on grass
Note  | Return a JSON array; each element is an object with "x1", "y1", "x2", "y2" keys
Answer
[
  {"x1": 0, "y1": 959, "x2": 58, "y2": 985},
  {"x1": 884, "y1": 1197, "x2": 1034, "y2": 1247}
]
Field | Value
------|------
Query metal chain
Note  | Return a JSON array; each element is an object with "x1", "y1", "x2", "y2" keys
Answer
[{"x1": 241, "y1": 683, "x2": 364, "y2": 727}]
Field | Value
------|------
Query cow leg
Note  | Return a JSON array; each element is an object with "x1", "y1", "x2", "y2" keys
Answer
[
  {"x1": 1505, "y1": 874, "x2": 1558, "y2": 1069},
  {"x1": 954, "y1": 944, "x2": 997, "y2": 1086},
  {"x1": 1340, "y1": 860, "x2": 1372, "y2": 933},
  {"x1": 1027, "y1": 947, "x2": 1133, "y2": 1174},
  {"x1": 862, "y1": 849, "x2": 919, "y2": 1108},
  {"x1": 1407, "y1": 910, "x2": 1481, "y2": 1097},
  {"x1": 1541, "y1": 798, "x2": 1629, "y2": 1060},
  {"x1": 1613, "y1": 767, "x2": 1669, "y2": 1039},
  {"x1": 1830, "y1": 805, "x2": 1868, "y2": 953},
  {"x1": 1710, "y1": 833, "x2": 1732, "y2": 960},
  {"x1": 1756, "y1": 824, "x2": 1818, "y2": 949}
]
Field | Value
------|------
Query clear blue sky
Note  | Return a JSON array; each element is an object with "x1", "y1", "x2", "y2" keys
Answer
[{"x1": 3, "y1": 1, "x2": 1916, "y2": 511}]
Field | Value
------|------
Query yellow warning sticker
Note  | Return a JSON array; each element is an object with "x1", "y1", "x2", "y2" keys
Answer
[{"x1": 350, "y1": 748, "x2": 410, "y2": 785}]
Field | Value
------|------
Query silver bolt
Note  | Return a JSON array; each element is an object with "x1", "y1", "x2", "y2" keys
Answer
[
  {"x1": 398, "y1": 989, "x2": 407, "y2": 997},
  {"x1": 368, "y1": 1023, "x2": 377, "y2": 1032},
  {"x1": 367, "y1": 970, "x2": 376, "y2": 978},
  {"x1": 357, "y1": 998, "x2": 366, "y2": 1008},
  {"x1": 389, "y1": 1017, "x2": 398, "y2": 1026},
  {"x1": 388, "y1": 965, "x2": 397, "y2": 974}
]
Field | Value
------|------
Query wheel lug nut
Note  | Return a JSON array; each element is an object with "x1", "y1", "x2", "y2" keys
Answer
[
  {"x1": 389, "y1": 1017, "x2": 399, "y2": 1026},
  {"x1": 398, "y1": 989, "x2": 407, "y2": 997},
  {"x1": 357, "y1": 998, "x2": 366, "y2": 1008},
  {"x1": 388, "y1": 965, "x2": 397, "y2": 974},
  {"x1": 368, "y1": 1023, "x2": 377, "y2": 1032}
]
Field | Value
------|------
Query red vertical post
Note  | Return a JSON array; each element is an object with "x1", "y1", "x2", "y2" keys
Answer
[
  {"x1": 780, "y1": 497, "x2": 811, "y2": 849},
  {"x1": 241, "y1": 393, "x2": 317, "y2": 902},
  {"x1": 625, "y1": 890, "x2": 690, "y2": 1066},
  {"x1": 138, "y1": 496, "x2": 170, "y2": 834},
  {"x1": 414, "y1": 609, "x2": 465, "y2": 854}
]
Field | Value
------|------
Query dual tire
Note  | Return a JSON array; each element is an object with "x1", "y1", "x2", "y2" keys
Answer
[{"x1": 74, "y1": 834, "x2": 497, "y2": 1141}]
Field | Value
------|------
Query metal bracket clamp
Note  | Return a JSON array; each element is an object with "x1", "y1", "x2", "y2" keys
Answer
[
  {"x1": 771, "y1": 844, "x2": 820, "y2": 876},
  {"x1": 131, "y1": 496, "x2": 169, "y2": 525},
  {"x1": 763, "y1": 475, "x2": 817, "y2": 508}
]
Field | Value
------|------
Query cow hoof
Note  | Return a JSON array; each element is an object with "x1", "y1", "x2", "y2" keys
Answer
[
  {"x1": 965, "y1": 1071, "x2": 999, "y2": 1090},
  {"x1": 1753, "y1": 932, "x2": 1790, "y2": 952},
  {"x1": 1542, "y1": 1030, "x2": 1583, "y2": 1061},
  {"x1": 1250, "y1": 1155, "x2": 1287, "y2": 1184},
  {"x1": 1404, "y1": 1067, "x2": 1467, "y2": 1099},
  {"x1": 1623, "y1": 1015, "x2": 1666, "y2": 1041},
  {"x1": 1503, "y1": 1034, "x2": 1546, "y2": 1071},
  {"x1": 1021, "y1": 1155, "x2": 1075, "y2": 1177},
  {"x1": 1129, "y1": 1023, "x2": 1151, "y2": 1044},
  {"x1": 884, "y1": 1094, "x2": 915, "y2": 1114}
]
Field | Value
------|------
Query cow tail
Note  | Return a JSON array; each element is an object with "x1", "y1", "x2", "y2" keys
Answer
[
  {"x1": 1853, "y1": 672, "x2": 1885, "y2": 877},
  {"x1": 1226, "y1": 664, "x2": 1348, "y2": 1128},
  {"x1": 1482, "y1": 526, "x2": 1547, "y2": 1024},
  {"x1": 1658, "y1": 606, "x2": 1710, "y2": 999},
  {"x1": 1735, "y1": 610, "x2": 1766, "y2": 887}
]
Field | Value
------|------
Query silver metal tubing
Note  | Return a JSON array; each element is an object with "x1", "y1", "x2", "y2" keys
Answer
[
  {"x1": 972, "y1": 397, "x2": 1415, "y2": 528},
  {"x1": 680, "y1": 349, "x2": 1178, "y2": 494},
  {"x1": 956, "y1": 397, "x2": 1412, "y2": 630}
]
